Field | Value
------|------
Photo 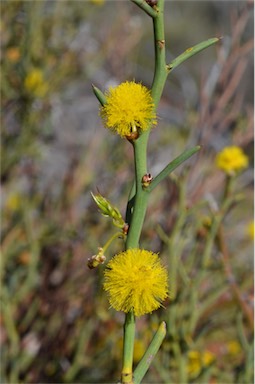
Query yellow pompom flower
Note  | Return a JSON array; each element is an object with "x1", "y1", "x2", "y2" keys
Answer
[
  {"x1": 100, "y1": 81, "x2": 157, "y2": 138},
  {"x1": 215, "y1": 146, "x2": 248, "y2": 175},
  {"x1": 103, "y1": 249, "x2": 168, "y2": 316}
]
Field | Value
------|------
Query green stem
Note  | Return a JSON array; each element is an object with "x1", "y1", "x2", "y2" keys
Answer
[
  {"x1": 167, "y1": 177, "x2": 187, "y2": 300},
  {"x1": 125, "y1": 181, "x2": 136, "y2": 226},
  {"x1": 125, "y1": 139, "x2": 149, "y2": 249},
  {"x1": 133, "y1": 322, "x2": 167, "y2": 384},
  {"x1": 103, "y1": 231, "x2": 125, "y2": 253},
  {"x1": 167, "y1": 37, "x2": 220, "y2": 72},
  {"x1": 172, "y1": 342, "x2": 187, "y2": 384},
  {"x1": 147, "y1": 146, "x2": 201, "y2": 193},
  {"x1": 131, "y1": 0, "x2": 158, "y2": 18},
  {"x1": 197, "y1": 176, "x2": 236, "y2": 278},
  {"x1": 151, "y1": 0, "x2": 168, "y2": 107},
  {"x1": 125, "y1": 0, "x2": 167, "y2": 249},
  {"x1": 122, "y1": 311, "x2": 136, "y2": 384}
]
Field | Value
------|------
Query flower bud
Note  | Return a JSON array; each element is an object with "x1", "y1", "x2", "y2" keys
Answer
[
  {"x1": 87, "y1": 248, "x2": 106, "y2": 269},
  {"x1": 146, "y1": 0, "x2": 158, "y2": 7},
  {"x1": 142, "y1": 173, "x2": 153, "y2": 188},
  {"x1": 91, "y1": 192, "x2": 125, "y2": 229}
]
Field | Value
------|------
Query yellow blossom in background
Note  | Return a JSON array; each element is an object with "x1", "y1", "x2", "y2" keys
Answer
[
  {"x1": 187, "y1": 350, "x2": 215, "y2": 378},
  {"x1": 215, "y1": 146, "x2": 248, "y2": 175},
  {"x1": 5, "y1": 192, "x2": 22, "y2": 212},
  {"x1": 116, "y1": 337, "x2": 146, "y2": 363},
  {"x1": 24, "y1": 69, "x2": 48, "y2": 98},
  {"x1": 100, "y1": 81, "x2": 157, "y2": 138},
  {"x1": 226, "y1": 340, "x2": 242, "y2": 356},
  {"x1": 90, "y1": 0, "x2": 105, "y2": 4},
  {"x1": 133, "y1": 339, "x2": 146, "y2": 363},
  {"x1": 247, "y1": 221, "x2": 254, "y2": 240},
  {"x1": 6, "y1": 47, "x2": 20, "y2": 62},
  {"x1": 202, "y1": 350, "x2": 215, "y2": 366},
  {"x1": 103, "y1": 249, "x2": 168, "y2": 316}
]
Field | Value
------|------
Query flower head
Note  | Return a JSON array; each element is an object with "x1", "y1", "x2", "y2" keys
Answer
[
  {"x1": 100, "y1": 81, "x2": 157, "y2": 138},
  {"x1": 215, "y1": 146, "x2": 248, "y2": 175},
  {"x1": 103, "y1": 248, "x2": 168, "y2": 317},
  {"x1": 24, "y1": 69, "x2": 48, "y2": 97},
  {"x1": 187, "y1": 350, "x2": 215, "y2": 378}
]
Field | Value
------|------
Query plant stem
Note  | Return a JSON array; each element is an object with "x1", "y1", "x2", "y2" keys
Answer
[
  {"x1": 217, "y1": 225, "x2": 254, "y2": 332},
  {"x1": 131, "y1": 0, "x2": 158, "y2": 18},
  {"x1": 151, "y1": 0, "x2": 168, "y2": 107},
  {"x1": 133, "y1": 322, "x2": 167, "y2": 384},
  {"x1": 147, "y1": 146, "x2": 201, "y2": 193},
  {"x1": 125, "y1": 0, "x2": 167, "y2": 249},
  {"x1": 125, "y1": 139, "x2": 149, "y2": 249},
  {"x1": 122, "y1": 311, "x2": 136, "y2": 384}
]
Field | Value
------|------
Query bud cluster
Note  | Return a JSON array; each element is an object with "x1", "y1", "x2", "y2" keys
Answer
[
  {"x1": 91, "y1": 192, "x2": 125, "y2": 229},
  {"x1": 87, "y1": 247, "x2": 106, "y2": 269}
]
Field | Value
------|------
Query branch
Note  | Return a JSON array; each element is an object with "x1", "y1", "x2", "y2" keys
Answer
[
  {"x1": 167, "y1": 37, "x2": 221, "y2": 73},
  {"x1": 131, "y1": 0, "x2": 158, "y2": 18},
  {"x1": 146, "y1": 146, "x2": 201, "y2": 193}
]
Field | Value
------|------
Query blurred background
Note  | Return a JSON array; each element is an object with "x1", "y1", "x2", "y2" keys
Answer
[{"x1": 1, "y1": 1, "x2": 254, "y2": 383}]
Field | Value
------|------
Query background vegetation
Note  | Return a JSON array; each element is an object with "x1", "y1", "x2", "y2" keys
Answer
[{"x1": 1, "y1": 1, "x2": 254, "y2": 383}]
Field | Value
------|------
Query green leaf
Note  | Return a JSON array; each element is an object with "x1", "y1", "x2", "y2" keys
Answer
[
  {"x1": 92, "y1": 84, "x2": 106, "y2": 106},
  {"x1": 167, "y1": 37, "x2": 221, "y2": 72}
]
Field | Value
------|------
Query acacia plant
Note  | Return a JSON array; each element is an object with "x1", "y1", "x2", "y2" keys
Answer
[{"x1": 90, "y1": 1, "x2": 220, "y2": 383}]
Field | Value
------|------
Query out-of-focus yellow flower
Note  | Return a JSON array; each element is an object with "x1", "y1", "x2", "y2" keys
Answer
[
  {"x1": 116, "y1": 337, "x2": 146, "y2": 363},
  {"x1": 247, "y1": 221, "x2": 254, "y2": 240},
  {"x1": 215, "y1": 146, "x2": 248, "y2": 175},
  {"x1": 103, "y1": 249, "x2": 168, "y2": 316},
  {"x1": 226, "y1": 340, "x2": 242, "y2": 356},
  {"x1": 133, "y1": 339, "x2": 146, "y2": 363},
  {"x1": 90, "y1": 0, "x2": 105, "y2": 4},
  {"x1": 5, "y1": 192, "x2": 22, "y2": 212},
  {"x1": 6, "y1": 47, "x2": 20, "y2": 62},
  {"x1": 202, "y1": 350, "x2": 215, "y2": 366},
  {"x1": 24, "y1": 69, "x2": 48, "y2": 97},
  {"x1": 187, "y1": 350, "x2": 215, "y2": 378},
  {"x1": 100, "y1": 81, "x2": 157, "y2": 139}
]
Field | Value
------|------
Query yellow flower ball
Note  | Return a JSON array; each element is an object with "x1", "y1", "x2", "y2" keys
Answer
[
  {"x1": 100, "y1": 81, "x2": 157, "y2": 138},
  {"x1": 103, "y1": 249, "x2": 168, "y2": 317},
  {"x1": 215, "y1": 146, "x2": 248, "y2": 175}
]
